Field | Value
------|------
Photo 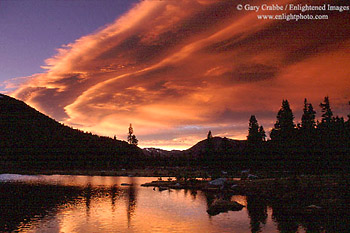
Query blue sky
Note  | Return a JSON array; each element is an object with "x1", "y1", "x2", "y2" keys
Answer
[{"x1": 0, "y1": 0, "x2": 137, "y2": 83}]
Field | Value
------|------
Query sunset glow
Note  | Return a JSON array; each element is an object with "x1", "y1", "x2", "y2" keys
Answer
[{"x1": 4, "y1": 0, "x2": 350, "y2": 149}]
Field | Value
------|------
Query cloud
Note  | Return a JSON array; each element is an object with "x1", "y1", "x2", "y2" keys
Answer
[{"x1": 9, "y1": 0, "x2": 350, "y2": 149}]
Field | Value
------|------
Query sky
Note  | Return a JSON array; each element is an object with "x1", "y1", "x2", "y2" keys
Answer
[{"x1": 1, "y1": 0, "x2": 350, "y2": 150}]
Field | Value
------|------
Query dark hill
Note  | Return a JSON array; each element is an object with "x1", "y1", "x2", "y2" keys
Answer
[
  {"x1": 142, "y1": 137, "x2": 246, "y2": 159},
  {"x1": 0, "y1": 94, "x2": 142, "y2": 170},
  {"x1": 139, "y1": 137, "x2": 247, "y2": 168},
  {"x1": 185, "y1": 136, "x2": 246, "y2": 156},
  {"x1": 181, "y1": 137, "x2": 247, "y2": 168}
]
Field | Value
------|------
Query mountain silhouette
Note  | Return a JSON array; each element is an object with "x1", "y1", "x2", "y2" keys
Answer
[
  {"x1": 0, "y1": 94, "x2": 142, "y2": 170},
  {"x1": 185, "y1": 136, "x2": 245, "y2": 155}
]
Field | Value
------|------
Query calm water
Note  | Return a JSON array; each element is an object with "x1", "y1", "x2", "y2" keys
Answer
[{"x1": 0, "y1": 174, "x2": 307, "y2": 233}]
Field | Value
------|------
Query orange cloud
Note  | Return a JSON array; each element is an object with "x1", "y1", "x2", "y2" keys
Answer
[{"x1": 10, "y1": 0, "x2": 350, "y2": 149}]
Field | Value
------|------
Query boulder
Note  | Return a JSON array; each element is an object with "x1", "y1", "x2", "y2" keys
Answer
[
  {"x1": 207, "y1": 199, "x2": 244, "y2": 216},
  {"x1": 121, "y1": 183, "x2": 132, "y2": 186},
  {"x1": 208, "y1": 178, "x2": 227, "y2": 186},
  {"x1": 248, "y1": 174, "x2": 258, "y2": 180},
  {"x1": 158, "y1": 186, "x2": 168, "y2": 191}
]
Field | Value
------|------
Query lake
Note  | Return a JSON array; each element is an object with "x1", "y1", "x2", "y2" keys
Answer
[{"x1": 0, "y1": 174, "x2": 326, "y2": 232}]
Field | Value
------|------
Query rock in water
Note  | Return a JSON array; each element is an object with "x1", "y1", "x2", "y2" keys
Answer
[
  {"x1": 207, "y1": 199, "x2": 244, "y2": 216},
  {"x1": 208, "y1": 178, "x2": 227, "y2": 186},
  {"x1": 121, "y1": 183, "x2": 132, "y2": 186},
  {"x1": 158, "y1": 186, "x2": 168, "y2": 191}
]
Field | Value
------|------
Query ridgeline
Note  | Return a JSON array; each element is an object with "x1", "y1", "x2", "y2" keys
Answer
[
  {"x1": 0, "y1": 94, "x2": 349, "y2": 174},
  {"x1": 0, "y1": 94, "x2": 143, "y2": 170}
]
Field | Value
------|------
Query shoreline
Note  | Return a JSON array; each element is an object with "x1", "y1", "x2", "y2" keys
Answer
[
  {"x1": 140, "y1": 174, "x2": 350, "y2": 216},
  {"x1": 0, "y1": 167, "x2": 348, "y2": 178},
  {"x1": 1, "y1": 169, "x2": 348, "y2": 217},
  {"x1": 0, "y1": 169, "x2": 168, "y2": 177}
]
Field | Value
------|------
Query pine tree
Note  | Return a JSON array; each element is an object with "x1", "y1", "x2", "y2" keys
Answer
[
  {"x1": 320, "y1": 96, "x2": 333, "y2": 125},
  {"x1": 275, "y1": 100, "x2": 295, "y2": 130},
  {"x1": 318, "y1": 96, "x2": 335, "y2": 143},
  {"x1": 127, "y1": 124, "x2": 138, "y2": 145},
  {"x1": 207, "y1": 130, "x2": 213, "y2": 139},
  {"x1": 204, "y1": 130, "x2": 215, "y2": 165},
  {"x1": 131, "y1": 135, "x2": 138, "y2": 146},
  {"x1": 301, "y1": 98, "x2": 316, "y2": 131},
  {"x1": 346, "y1": 101, "x2": 350, "y2": 139},
  {"x1": 270, "y1": 99, "x2": 296, "y2": 142},
  {"x1": 247, "y1": 115, "x2": 265, "y2": 143},
  {"x1": 259, "y1": 126, "x2": 266, "y2": 141},
  {"x1": 127, "y1": 124, "x2": 133, "y2": 144},
  {"x1": 247, "y1": 115, "x2": 260, "y2": 143}
]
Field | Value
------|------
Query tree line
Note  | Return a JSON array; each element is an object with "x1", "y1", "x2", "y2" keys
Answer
[
  {"x1": 1, "y1": 93, "x2": 348, "y2": 173},
  {"x1": 247, "y1": 96, "x2": 350, "y2": 144},
  {"x1": 148, "y1": 96, "x2": 349, "y2": 173},
  {"x1": 246, "y1": 96, "x2": 350, "y2": 173}
]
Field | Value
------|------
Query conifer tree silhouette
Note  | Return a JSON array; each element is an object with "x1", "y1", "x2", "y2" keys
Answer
[
  {"x1": 247, "y1": 115, "x2": 265, "y2": 143},
  {"x1": 270, "y1": 99, "x2": 295, "y2": 142}
]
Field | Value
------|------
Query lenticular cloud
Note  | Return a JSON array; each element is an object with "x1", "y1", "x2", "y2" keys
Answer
[{"x1": 10, "y1": 0, "x2": 350, "y2": 149}]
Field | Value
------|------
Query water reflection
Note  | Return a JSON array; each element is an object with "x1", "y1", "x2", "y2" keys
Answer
[
  {"x1": 271, "y1": 202, "x2": 350, "y2": 233},
  {"x1": 83, "y1": 184, "x2": 92, "y2": 216},
  {"x1": 0, "y1": 174, "x2": 347, "y2": 232},
  {"x1": 0, "y1": 181, "x2": 82, "y2": 232},
  {"x1": 271, "y1": 204, "x2": 299, "y2": 233},
  {"x1": 246, "y1": 195, "x2": 268, "y2": 233},
  {"x1": 126, "y1": 179, "x2": 137, "y2": 227},
  {"x1": 110, "y1": 184, "x2": 119, "y2": 211}
]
